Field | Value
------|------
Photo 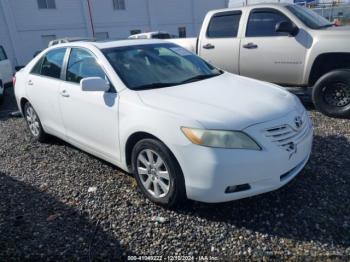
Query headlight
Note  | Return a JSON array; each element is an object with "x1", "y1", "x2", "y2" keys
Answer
[{"x1": 181, "y1": 127, "x2": 261, "y2": 150}]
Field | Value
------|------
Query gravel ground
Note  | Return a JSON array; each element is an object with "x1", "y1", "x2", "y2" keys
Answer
[{"x1": 0, "y1": 86, "x2": 349, "y2": 261}]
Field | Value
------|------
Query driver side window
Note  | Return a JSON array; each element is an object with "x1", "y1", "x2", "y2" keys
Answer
[
  {"x1": 246, "y1": 9, "x2": 290, "y2": 37},
  {"x1": 66, "y1": 48, "x2": 106, "y2": 84}
]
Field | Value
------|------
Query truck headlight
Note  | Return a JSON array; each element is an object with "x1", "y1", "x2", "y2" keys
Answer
[{"x1": 181, "y1": 127, "x2": 261, "y2": 150}]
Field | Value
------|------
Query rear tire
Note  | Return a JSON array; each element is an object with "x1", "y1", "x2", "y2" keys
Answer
[
  {"x1": 24, "y1": 102, "x2": 47, "y2": 142},
  {"x1": 131, "y1": 138, "x2": 186, "y2": 207},
  {"x1": 312, "y1": 69, "x2": 350, "y2": 118}
]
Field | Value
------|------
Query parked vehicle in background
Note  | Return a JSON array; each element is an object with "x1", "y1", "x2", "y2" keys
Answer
[
  {"x1": 170, "y1": 3, "x2": 350, "y2": 118},
  {"x1": 48, "y1": 37, "x2": 95, "y2": 47},
  {"x1": 0, "y1": 45, "x2": 13, "y2": 102},
  {"x1": 128, "y1": 31, "x2": 172, "y2": 39},
  {"x1": 14, "y1": 40, "x2": 313, "y2": 206},
  {"x1": 0, "y1": 79, "x2": 3, "y2": 103}
]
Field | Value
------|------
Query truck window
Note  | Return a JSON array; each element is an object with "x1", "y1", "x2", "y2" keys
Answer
[
  {"x1": 0, "y1": 46, "x2": 8, "y2": 61},
  {"x1": 286, "y1": 5, "x2": 332, "y2": 29},
  {"x1": 207, "y1": 11, "x2": 242, "y2": 38},
  {"x1": 246, "y1": 9, "x2": 290, "y2": 37}
]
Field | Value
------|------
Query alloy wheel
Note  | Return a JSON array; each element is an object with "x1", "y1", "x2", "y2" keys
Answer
[
  {"x1": 26, "y1": 106, "x2": 40, "y2": 137},
  {"x1": 136, "y1": 149, "x2": 170, "y2": 198}
]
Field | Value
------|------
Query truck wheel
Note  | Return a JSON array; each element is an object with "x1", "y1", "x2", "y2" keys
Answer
[{"x1": 312, "y1": 69, "x2": 350, "y2": 118}]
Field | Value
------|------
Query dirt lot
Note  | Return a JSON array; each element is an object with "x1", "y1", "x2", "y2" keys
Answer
[{"x1": 0, "y1": 86, "x2": 349, "y2": 261}]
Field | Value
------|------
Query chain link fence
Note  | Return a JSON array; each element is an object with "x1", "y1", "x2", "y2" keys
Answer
[{"x1": 311, "y1": 4, "x2": 350, "y2": 25}]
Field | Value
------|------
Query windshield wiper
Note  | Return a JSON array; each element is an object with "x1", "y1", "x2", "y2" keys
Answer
[
  {"x1": 133, "y1": 82, "x2": 177, "y2": 90},
  {"x1": 317, "y1": 24, "x2": 334, "y2": 29},
  {"x1": 132, "y1": 73, "x2": 222, "y2": 90},
  {"x1": 180, "y1": 73, "x2": 221, "y2": 84}
]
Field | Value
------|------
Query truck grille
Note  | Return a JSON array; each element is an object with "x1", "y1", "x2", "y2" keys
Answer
[{"x1": 264, "y1": 113, "x2": 310, "y2": 152}]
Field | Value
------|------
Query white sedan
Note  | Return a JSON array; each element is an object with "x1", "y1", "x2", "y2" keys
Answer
[{"x1": 14, "y1": 40, "x2": 313, "y2": 206}]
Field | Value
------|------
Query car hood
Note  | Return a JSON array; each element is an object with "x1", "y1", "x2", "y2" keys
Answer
[
  {"x1": 325, "y1": 25, "x2": 350, "y2": 32},
  {"x1": 316, "y1": 25, "x2": 350, "y2": 37},
  {"x1": 137, "y1": 73, "x2": 297, "y2": 130}
]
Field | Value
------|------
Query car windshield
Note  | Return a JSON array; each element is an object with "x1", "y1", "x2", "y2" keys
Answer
[
  {"x1": 286, "y1": 5, "x2": 333, "y2": 29},
  {"x1": 102, "y1": 43, "x2": 222, "y2": 90}
]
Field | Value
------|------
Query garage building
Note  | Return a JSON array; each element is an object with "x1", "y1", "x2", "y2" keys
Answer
[{"x1": 0, "y1": 0, "x2": 228, "y2": 67}]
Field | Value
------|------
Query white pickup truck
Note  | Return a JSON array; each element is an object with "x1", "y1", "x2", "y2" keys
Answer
[{"x1": 170, "y1": 3, "x2": 350, "y2": 118}]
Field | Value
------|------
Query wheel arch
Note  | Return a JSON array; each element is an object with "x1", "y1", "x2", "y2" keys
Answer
[
  {"x1": 124, "y1": 131, "x2": 183, "y2": 177},
  {"x1": 19, "y1": 97, "x2": 30, "y2": 114},
  {"x1": 309, "y1": 53, "x2": 350, "y2": 87}
]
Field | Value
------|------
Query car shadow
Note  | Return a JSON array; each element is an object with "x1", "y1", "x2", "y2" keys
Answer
[
  {"x1": 0, "y1": 172, "x2": 132, "y2": 260},
  {"x1": 176, "y1": 134, "x2": 350, "y2": 248}
]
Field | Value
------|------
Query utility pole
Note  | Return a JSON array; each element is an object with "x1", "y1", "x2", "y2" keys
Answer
[{"x1": 87, "y1": 0, "x2": 95, "y2": 37}]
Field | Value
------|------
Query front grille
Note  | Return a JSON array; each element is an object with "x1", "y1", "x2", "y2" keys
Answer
[{"x1": 264, "y1": 113, "x2": 310, "y2": 151}]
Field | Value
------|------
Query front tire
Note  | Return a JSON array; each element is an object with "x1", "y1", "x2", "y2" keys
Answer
[
  {"x1": 24, "y1": 102, "x2": 47, "y2": 142},
  {"x1": 131, "y1": 138, "x2": 186, "y2": 207},
  {"x1": 312, "y1": 69, "x2": 350, "y2": 118}
]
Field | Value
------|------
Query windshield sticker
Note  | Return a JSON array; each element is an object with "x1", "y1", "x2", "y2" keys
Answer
[{"x1": 170, "y1": 47, "x2": 193, "y2": 56}]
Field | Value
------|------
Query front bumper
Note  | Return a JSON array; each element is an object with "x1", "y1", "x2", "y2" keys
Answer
[{"x1": 174, "y1": 110, "x2": 313, "y2": 203}]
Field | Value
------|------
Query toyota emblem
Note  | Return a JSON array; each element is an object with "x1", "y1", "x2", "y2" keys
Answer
[{"x1": 294, "y1": 116, "x2": 303, "y2": 129}]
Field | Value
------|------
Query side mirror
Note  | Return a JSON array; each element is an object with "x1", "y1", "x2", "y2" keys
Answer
[
  {"x1": 80, "y1": 77, "x2": 110, "y2": 92},
  {"x1": 275, "y1": 21, "x2": 299, "y2": 36}
]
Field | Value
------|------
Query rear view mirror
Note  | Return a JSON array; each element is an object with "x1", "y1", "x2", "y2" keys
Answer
[
  {"x1": 80, "y1": 77, "x2": 110, "y2": 92},
  {"x1": 275, "y1": 21, "x2": 299, "y2": 36}
]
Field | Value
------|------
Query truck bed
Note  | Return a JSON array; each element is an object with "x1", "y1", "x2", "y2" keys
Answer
[{"x1": 167, "y1": 38, "x2": 197, "y2": 54}]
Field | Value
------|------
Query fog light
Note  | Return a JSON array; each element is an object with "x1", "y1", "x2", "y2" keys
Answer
[{"x1": 225, "y1": 184, "x2": 251, "y2": 194}]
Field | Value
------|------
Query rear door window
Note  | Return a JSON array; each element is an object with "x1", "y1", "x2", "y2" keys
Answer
[
  {"x1": 0, "y1": 46, "x2": 8, "y2": 61},
  {"x1": 207, "y1": 11, "x2": 242, "y2": 38},
  {"x1": 31, "y1": 48, "x2": 66, "y2": 79}
]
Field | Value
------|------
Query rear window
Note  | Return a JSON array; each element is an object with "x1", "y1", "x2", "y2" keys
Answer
[
  {"x1": 207, "y1": 11, "x2": 242, "y2": 38},
  {"x1": 0, "y1": 46, "x2": 8, "y2": 61}
]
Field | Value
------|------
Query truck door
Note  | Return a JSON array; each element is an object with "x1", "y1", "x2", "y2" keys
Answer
[
  {"x1": 198, "y1": 11, "x2": 242, "y2": 74},
  {"x1": 239, "y1": 8, "x2": 307, "y2": 85}
]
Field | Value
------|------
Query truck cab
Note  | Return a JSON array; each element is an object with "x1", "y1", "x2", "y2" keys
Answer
[{"x1": 170, "y1": 3, "x2": 350, "y2": 118}]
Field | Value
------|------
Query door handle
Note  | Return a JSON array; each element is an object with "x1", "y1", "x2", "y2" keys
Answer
[
  {"x1": 28, "y1": 80, "x2": 33, "y2": 86},
  {"x1": 203, "y1": 43, "x2": 215, "y2": 49},
  {"x1": 60, "y1": 90, "x2": 70, "y2": 98},
  {"x1": 243, "y1": 42, "x2": 258, "y2": 49}
]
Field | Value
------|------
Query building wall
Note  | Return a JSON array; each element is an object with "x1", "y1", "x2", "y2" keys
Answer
[
  {"x1": 0, "y1": 0, "x2": 228, "y2": 66},
  {"x1": 0, "y1": 1, "x2": 16, "y2": 66}
]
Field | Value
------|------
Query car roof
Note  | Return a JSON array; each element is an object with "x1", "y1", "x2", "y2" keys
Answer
[
  {"x1": 130, "y1": 31, "x2": 169, "y2": 36},
  {"x1": 54, "y1": 39, "x2": 170, "y2": 50}
]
